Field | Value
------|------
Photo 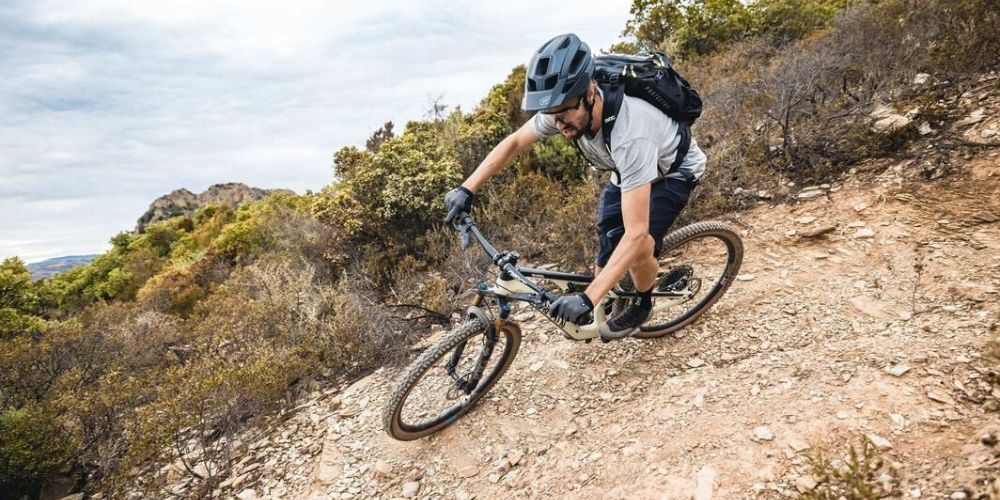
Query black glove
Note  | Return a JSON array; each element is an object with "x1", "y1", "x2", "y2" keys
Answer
[
  {"x1": 443, "y1": 186, "x2": 474, "y2": 224},
  {"x1": 548, "y1": 293, "x2": 595, "y2": 324}
]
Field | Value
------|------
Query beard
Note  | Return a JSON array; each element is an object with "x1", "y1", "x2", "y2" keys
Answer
[
  {"x1": 557, "y1": 96, "x2": 594, "y2": 141},
  {"x1": 563, "y1": 126, "x2": 584, "y2": 141}
]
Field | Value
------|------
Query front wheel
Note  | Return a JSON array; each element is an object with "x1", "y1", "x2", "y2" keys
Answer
[
  {"x1": 383, "y1": 317, "x2": 521, "y2": 441},
  {"x1": 635, "y1": 221, "x2": 744, "y2": 338}
]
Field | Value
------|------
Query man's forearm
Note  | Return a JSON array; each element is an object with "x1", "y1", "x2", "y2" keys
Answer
[{"x1": 585, "y1": 233, "x2": 654, "y2": 305}]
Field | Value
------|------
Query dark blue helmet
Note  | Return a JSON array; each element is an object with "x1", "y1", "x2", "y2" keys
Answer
[{"x1": 522, "y1": 33, "x2": 594, "y2": 112}]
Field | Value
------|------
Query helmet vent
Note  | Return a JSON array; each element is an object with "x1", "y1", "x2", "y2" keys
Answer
[
  {"x1": 569, "y1": 50, "x2": 586, "y2": 73},
  {"x1": 527, "y1": 79, "x2": 537, "y2": 91},
  {"x1": 544, "y1": 75, "x2": 559, "y2": 90},
  {"x1": 535, "y1": 57, "x2": 550, "y2": 76},
  {"x1": 557, "y1": 37, "x2": 571, "y2": 50}
]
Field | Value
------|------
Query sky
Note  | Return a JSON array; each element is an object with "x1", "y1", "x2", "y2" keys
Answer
[{"x1": 0, "y1": 0, "x2": 632, "y2": 263}]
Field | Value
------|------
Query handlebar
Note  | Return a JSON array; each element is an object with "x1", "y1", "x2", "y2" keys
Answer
[{"x1": 451, "y1": 212, "x2": 558, "y2": 306}]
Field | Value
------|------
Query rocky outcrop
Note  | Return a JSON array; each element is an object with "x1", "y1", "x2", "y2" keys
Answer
[{"x1": 135, "y1": 183, "x2": 293, "y2": 233}]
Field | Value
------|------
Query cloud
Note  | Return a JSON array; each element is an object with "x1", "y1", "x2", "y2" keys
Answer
[{"x1": 0, "y1": 0, "x2": 631, "y2": 263}]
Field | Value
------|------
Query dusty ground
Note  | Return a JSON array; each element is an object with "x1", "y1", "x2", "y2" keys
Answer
[
  {"x1": 130, "y1": 74, "x2": 1000, "y2": 500},
  {"x1": 225, "y1": 151, "x2": 996, "y2": 500}
]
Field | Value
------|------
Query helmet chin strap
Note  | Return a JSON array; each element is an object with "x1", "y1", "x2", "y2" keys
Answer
[{"x1": 581, "y1": 90, "x2": 598, "y2": 139}]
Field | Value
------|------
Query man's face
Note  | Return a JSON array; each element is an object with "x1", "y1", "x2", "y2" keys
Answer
[{"x1": 542, "y1": 92, "x2": 590, "y2": 140}]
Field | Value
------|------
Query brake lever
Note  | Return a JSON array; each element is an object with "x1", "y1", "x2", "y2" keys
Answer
[{"x1": 451, "y1": 212, "x2": 473, "y2": 249}]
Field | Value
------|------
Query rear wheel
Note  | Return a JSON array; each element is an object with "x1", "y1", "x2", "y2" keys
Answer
[
  {"x1": 383, "y1": 317, "x2": 521, "y2": 440},
  {"x1": 635, "y1": 221, "x2": 743, "y2": 338}
]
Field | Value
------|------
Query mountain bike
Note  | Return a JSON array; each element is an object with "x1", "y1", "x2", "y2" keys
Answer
[{"x1": 383, "y1": 212, "x2": 743, "y2": 440}]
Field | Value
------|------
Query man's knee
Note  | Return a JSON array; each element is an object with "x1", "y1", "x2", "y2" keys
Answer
[{"x1": 623, "y1": 232, "x2": 655, "y2": 262}]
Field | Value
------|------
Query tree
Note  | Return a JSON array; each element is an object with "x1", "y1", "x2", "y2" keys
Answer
[
  {"x1": 0, "y1": 257, "x2": 45, "y2": 340},
  {"x1": 623, "y1": 0, "x2": 684, "y2": 51},
  {"x1": 365, "y1": 121, "x2": 395, "y2": 153},
  {"x1": 623, "y1": 0, "x2": 847, "y2": 58},
  {"x1": 751, "y1": 0, "x2": 847, "y2": 45},
  {"x1": 624, "y1": 0, "x2": 751, "y2": 57},
  {"x1": 424, "y1": 95, "x2": 449, "y2": 122}
]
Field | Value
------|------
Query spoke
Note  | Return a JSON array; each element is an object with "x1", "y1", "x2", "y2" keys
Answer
[{"x1": 398, "y1": 327, "x2": 511, "y2": 430}]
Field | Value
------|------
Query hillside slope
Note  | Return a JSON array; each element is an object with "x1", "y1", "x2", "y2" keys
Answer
[{"x1": 179, "y1": 149, "x2": 998, "y2": 500}]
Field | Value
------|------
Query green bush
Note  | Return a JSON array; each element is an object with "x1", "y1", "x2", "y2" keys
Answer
[
  {"x1": 457, "y1": 66, "x2": 529, "y2": 174},
  {"x1": 214, "y1": 194, "x2": 308, "y2": 264},
  {"x1": 0, "y1": 257, "x2": 46, "y2": 340},
  {"x1": 314, "y1": 120, "x2": 463, "y2": 285},
  {"x1": 0, "y1": 404, "x2": 75, "y2": 498},
  {"x1": 751, "y1": 0, "x2": 846, "y2": 45},
  {"x1": 46, "y1": 231, "x2": 168, "y2": 309},
  {"x1": 623, "y1": 0, "x2": 846, "y2": 58},
  {"x1": 531, "y1": 136, "x2": 591, "y2": 186}
]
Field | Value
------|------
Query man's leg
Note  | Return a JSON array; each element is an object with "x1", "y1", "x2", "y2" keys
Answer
[
  {"x1": 596, "y1": 255, "x2": 656, "y2": 287},
  {"x1": 593, "y1": 183, "x2": 621, "y2": 277},
  {"x1": 597, "y1": 179, "x2": 696, "y2": 339},
  {"x1": 597, "y1": 180, "x2": 694, "y2": 286},
  {"x1": 628, "y1": 254, "x2": 658, "y2": 292},
  {"x1": 640, "y1": 178, "x2": 697, "y2": 286}
]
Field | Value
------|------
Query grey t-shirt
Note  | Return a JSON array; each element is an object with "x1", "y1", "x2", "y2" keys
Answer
[{"x1": 531, "y1": 90, "x2": 706, "y2": 192}]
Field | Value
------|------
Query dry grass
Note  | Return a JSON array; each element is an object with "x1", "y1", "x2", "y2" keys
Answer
[{"x1": 802, "y1": 436, "x2": 898, "y2": 499}]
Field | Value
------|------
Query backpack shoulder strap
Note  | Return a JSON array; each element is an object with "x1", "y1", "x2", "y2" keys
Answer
[
  {"x1": 596, "y1": 84, "x2": 625, "y2": 184},
  {"x1": 572, "y1": 83, "x2": 627, "y2": 184},
  {"x1": 669, "y1": 124, "x2": 691, "y2": 175},
  {"x1": 599, "y1": 83, "x2": 625, "y2": 155}
]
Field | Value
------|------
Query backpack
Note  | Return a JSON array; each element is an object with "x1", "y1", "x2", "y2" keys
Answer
[{"x1": 578, "y1": 52, "x2": 703, "y2": 181}]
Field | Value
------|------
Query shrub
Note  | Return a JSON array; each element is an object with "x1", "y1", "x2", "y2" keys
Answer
[
  {"x1": 136, "y1": 265, "x2": 209, "y2": 317},
  {"x1": 457, "y1": 66, "x2": 530, "y2": 174},
  {"x1": 530, "y1": 135, "x2": 591, "y2": 186},
  {"x1": 476, "y1": 173, "x2": 599, "y2": 272},
  {"x1": 214, "y1": 193, "x2": 309, "y2": 264},
  {"x1": 124, "y1": 346, "x2": 299, "y2": 493},
  {"x1": 135, "y1": 217, "x2": 193, "y2": 258},
  {"x1": 623, "y1": 0, "x2": 844, "y2": 58},
  {"x1": 46, "y1": 234, "x2": 167, "y2": 309},
  {"x1": 802, "y1": 435, "x2": 898, "y2": 499},
  {"x1": 0, "y1": 257, "x2": 46, "y2": 340},
  {"x1": 751, "y1": 0, "x2": 846, "y2": 46},
  {"x1": 314, "y1": 121, "x2": 464, "y2": 285},
  {"x1": 0, "y1": 404, "x2": 75, "y2": 498}
]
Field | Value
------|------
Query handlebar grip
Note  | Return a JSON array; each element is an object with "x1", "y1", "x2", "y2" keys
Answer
[{"x1": 450, "y1": 211, "x2": 471, "y2": 229}]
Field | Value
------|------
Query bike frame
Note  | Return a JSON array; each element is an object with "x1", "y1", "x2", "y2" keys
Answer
[{"x1": 454, "y1": 213, "x2": 696, "y2": 341}]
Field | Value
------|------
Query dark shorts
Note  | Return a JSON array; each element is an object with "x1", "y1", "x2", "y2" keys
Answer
[{"x1": 595, "y1": 178, "x2": 696, "y2": 268}]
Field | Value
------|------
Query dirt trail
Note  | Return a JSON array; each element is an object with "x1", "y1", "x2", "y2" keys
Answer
[
  {"x1": 210, "y1": 152, "x2": 998, "y2": 500},
  {"x1": 279, "y1": 154, "x2": 998, "y2": 499}
]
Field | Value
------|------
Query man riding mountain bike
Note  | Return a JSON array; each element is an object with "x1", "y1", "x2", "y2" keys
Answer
[{"x1": 444, "y1": 33, "x2": 707, "y2": 341}]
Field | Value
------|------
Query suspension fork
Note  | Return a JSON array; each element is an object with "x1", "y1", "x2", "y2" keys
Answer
[{"x1": 445, "y1": 298, "x2": 504, "y2": 394}]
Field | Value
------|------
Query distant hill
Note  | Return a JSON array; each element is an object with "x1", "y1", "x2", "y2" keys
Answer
[
  {"x1": 28, "y1": 254, "x2": 98, "y2": 279},
  {"x1": 136, "y1": 182, "x2": 295, "y2": 233}
]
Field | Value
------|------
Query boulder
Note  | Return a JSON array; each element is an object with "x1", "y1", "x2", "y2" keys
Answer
[{"x1": 873, "y1": 114, "x2": 911, "y2": 133}]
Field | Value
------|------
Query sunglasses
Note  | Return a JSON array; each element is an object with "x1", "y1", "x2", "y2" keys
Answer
[{"x1": 541, "y1": 96, "x2": 584, "y2": 118}]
